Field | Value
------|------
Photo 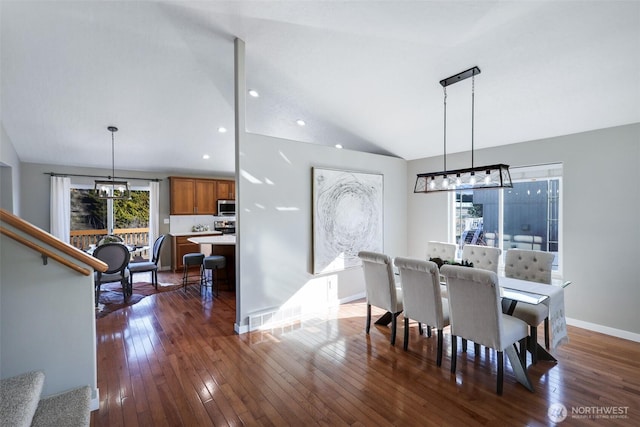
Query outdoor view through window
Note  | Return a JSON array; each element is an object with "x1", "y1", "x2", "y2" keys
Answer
[
  {"x1": 453, "y1": 164, "x2": 562, "y2": 272},
  {"x1": 70, "y1": 188, "x2": 149, "y2": 251}
]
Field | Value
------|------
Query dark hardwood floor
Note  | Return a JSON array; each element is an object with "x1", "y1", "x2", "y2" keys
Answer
[{"x1": 92, "y1": 271, "x2": 640, "y2": 426}]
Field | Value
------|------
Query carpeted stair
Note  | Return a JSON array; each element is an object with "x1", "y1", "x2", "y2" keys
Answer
[{"x1": 0, "y1": 371, "x2": 90, "y2": 427}]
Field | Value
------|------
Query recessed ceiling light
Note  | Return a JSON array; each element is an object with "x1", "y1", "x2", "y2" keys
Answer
[
  {"x1": 202, "y1": 154, "x2": 210, "y2": 159},
  {"x1": 335, "y1": 144, "x2": 343, "y2": 149},
  {"x1": 218, "y1": 127, "x2": 227, "y2": 133},
  {"x1": 296, "y1": 119, "x2": 306, "y2": 126},
  {"x1": 248, "y1": 89, "x2": 259, "y2": 97}
]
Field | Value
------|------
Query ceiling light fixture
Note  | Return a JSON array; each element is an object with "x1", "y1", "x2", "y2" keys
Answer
[
  {"x1": 218, "y1": 127, "x2": 227, "y2": 133},
  {"x1": 414, "y1": 66, "x2": 512, "y2": 193},
  {"x1": 248, "y1": 89, "x2": 259, "y2": 97},
  {"x1": 335, "y1": 144, "x2": 343, "y2": 149},
  {"x1": 94, "y1": 126, "x2": 131, "y2": 199},
  {"x1": 296, "y1": 119, "x2": 306, "y2": 126},
  {"x1": 202, "y1": 154, "x2": 210, "y2": 159}
]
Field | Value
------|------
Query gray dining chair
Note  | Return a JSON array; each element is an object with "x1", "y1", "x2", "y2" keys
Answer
[
  {"x1": 394, "y1": 257, "x2": 450, "y2": 366},
  {"x1": 441, "y1": 264, "x2": 530, "y2": 395},
  {"x1": 93, "y1": 242, "x2": 131, "y2": 307},
  {"x1": 505, "y1": 249, "x2": 555, "y2": 364},
  {"x1": 127, "y1": 234, "x2": 166, "y2": 290},
  {"x1": 358, "y1": 251, "x2": 403, "y2": 346}
]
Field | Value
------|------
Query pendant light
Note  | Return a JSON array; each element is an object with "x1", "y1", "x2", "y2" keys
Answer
[
  {"x1": 414, "y1": 66, "x2": 512, "y2": 193},
  {"x1": 94, "y1": 126, "x2": 131, "y2": 199}
]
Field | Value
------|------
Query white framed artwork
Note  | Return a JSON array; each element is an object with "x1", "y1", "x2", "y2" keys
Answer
[{"x1": 312, "y1": 167, "x2": 383, "y2": 274}]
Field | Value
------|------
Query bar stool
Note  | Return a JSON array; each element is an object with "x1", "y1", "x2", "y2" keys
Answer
[
  {"x1": 203, "y1": 255, "x2": 226, "y2": 297},
  {"x1": 182, "y1": 253, "x2": 204, "y2": 291}
]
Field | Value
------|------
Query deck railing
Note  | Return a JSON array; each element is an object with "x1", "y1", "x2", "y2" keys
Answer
[{"x1": 70, "y1": 228, "x2": 150, "y2": 251}]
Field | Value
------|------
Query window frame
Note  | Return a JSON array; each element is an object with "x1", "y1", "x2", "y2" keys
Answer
[{"x1": 449, "y1": 163, "x2": 564, "y2": 279}]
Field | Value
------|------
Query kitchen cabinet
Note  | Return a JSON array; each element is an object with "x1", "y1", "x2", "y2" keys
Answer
[
  {"x1": 170, "y1": 177, "x2": 217, "y2": 215},
  {"x1": 216, "y1": 180, "x2": 235, "y2": 200}
]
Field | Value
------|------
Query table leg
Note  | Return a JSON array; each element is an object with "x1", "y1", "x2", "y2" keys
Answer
[
  {"x1": 374, "y1": 311, "x2": 401, "y2": 326},
  {"x1": 505, "y1": 344, "x2": 534, "y2": 392}
]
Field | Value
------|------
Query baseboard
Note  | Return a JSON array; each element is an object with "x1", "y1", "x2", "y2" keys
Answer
[
  {"x1": 90, "y1": 388, "x2": 99, "y2": 411},
  {"x1": 234, "y1": 322, "x2": 249, "y2": 334},
  {"x1": 339, "y1": 292, "x2": 365, "y2": 305},
  {"x1": 566, "y1": 317, "x2": 640, "y2": 343}
]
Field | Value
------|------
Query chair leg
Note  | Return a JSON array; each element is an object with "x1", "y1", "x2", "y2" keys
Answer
[
  {"x1": 530, "y1": 326, "x2": 538, "y2": 365},
  {"x1": 153, "y1": 270, "x2": 158, "y2": 290},
  {"x1": 462, "y1": 338, "x2": 468, "y2": 352},
  {"x1": 95, "y1": 284, "x2": 100, "y2": 307},
  {"x1": 214, "y1": 267, "x2": 220, "y2": 297},
  {"x1": 403, "y1": 317, "x2": 409, "y2": 351},
  {"x1": 474, "y1": 343, "x2": 480, "y2": 354},
  {"x1": 497, "y1": 351, "x2": 504, "y2": 395},
  {"x1": 544, "y1": 318, "x2": 550, "y2": 349},
  {"x1": 451, "y1": 335, "x2": 457, "y2": 373},
  {"x1": 426, "y1": 325, "x2": 432, "y2": 338},
  {"x1": 418, "y1": 322, "x2": 423, "y2": 336},
  {"x1": 366, "y1": 304, "x2": 371, "y2": 334},
  {"x1": 437, "y1": 329, "x2": 443, "y2": 367},
  {"x1": 390, "y1": 312, "x2": 398, "y2": 345}
]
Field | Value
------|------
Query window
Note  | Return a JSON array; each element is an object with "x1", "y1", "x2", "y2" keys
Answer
[
  {"x1": 70, "y1": 186, "x2": 150, "y2": 250},
  {"x1": 452, "y1": 164, "x2": 562, "y2": 273}
]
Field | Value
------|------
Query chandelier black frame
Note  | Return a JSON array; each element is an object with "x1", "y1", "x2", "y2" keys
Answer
[
  {"x1": 414, "y1": 66, "x2": 512, "y2": 193},
  {"x1": 94, "y1": 126, "x2": 131, "y2": 199}
]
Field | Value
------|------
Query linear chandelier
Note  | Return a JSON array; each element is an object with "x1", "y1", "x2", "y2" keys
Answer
[
  {"x1": 414, "y1": 66, "x2": 512, "y2": 193},
  {"x1": 94, "y1": 126, "x2": 131, "y2": 199}
]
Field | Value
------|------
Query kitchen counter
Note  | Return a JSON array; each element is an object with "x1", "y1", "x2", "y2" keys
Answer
[
  {"x1": 188, "y1": 234, "x2": 236, "y2": 245},
  {"x1": 170, "y1": 230, "x2": 223, "y2": 237}
]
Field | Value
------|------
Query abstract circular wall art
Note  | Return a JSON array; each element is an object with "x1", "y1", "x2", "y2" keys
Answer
[{"x1": 312, "y1": 167, "x2": 383, "y2": 274}]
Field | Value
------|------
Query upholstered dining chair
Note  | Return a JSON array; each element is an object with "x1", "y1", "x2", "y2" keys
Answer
[
  {"x1": 460, "y1": 244, "x2": 502, "y2": 354},
  {"x1": 505, "y1": 249, "x2": 555, "y2": 364},
  {"x1": 461, "y1": 244, "x2": 501, "y2": 274},
  {"x1": 93, "y1": 242, "x2": 131, "y2": 307},
  {"x1": 441, "y1": 265, "x2": 530, "y2": 395},
  {"x1": 358, "y1": 251, "x2": 403, "y2": 345},
  {"x1": 127, "y1": 234, "x2": 166, "y2": 290},
  {"x1": 394, "y1": 257, "x2": 450, "y2": 366},
  {"x1": 426, "y1": 241, "x2": 456, "y2": 263}
]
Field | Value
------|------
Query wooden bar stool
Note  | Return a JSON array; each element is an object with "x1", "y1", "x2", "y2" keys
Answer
[
  {"x1": 182, "y1": 253, "x2": 204, "y2": 291},
  {"x1": 203, "y1": 255, "x2": 226, "y2": 297}
]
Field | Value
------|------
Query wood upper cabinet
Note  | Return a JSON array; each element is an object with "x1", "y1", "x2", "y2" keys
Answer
[
  {"x1": 195, "y1": 180, "x2": 217, "y2": 213},
  {"x1": 216, "y1": 180, "x2": 235, "y2": 200},
  {"x1": 170, "y1": 177, "x2": 217, "y2": 215}
]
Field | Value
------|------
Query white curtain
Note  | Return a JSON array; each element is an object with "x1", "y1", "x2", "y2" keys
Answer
[
  {"x1": 148, "y1": 180, "x2": 160, "y2": 251},
  {"x1": 50, "y1": 176, "x2": 71, "y2": 243}
]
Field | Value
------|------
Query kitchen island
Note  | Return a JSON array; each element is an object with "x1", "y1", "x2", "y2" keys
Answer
[{"x1": 188, "y1": 234, "x2": 236, "y2": 290}]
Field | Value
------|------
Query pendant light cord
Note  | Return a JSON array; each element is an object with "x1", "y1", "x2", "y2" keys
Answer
[
  {"x1": 443, "y1": 86, "x2": 447, "y2": 172},
  {"x1": 111, "y1": 129, "x2": 115, "y2": 181},
  {"x1": 471, "y1": 75, "x2": 475, "y2": 168}
]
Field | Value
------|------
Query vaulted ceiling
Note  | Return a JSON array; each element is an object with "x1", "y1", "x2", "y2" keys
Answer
[{"x1": 2, "y1": 1, "x2": 639, "y2": 175}]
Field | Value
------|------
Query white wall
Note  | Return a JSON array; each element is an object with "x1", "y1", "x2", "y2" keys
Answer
[
  {"x1": 236, "y1": 133, "x2": 407, "y2": 331},
  {"x1": 407, "y1": 123, "x2": 640, "y2": 336},
  {"x1": 0, "y1": 228, "x2": 97, "y2": 400},
  {"x1": 0, "y1": 124, "x2": 21, "y2": 215}
]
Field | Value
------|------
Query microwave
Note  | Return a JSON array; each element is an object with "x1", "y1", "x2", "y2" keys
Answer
[{"x1": 217, "y1": 199, "x2": 236, "y2": 216}]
